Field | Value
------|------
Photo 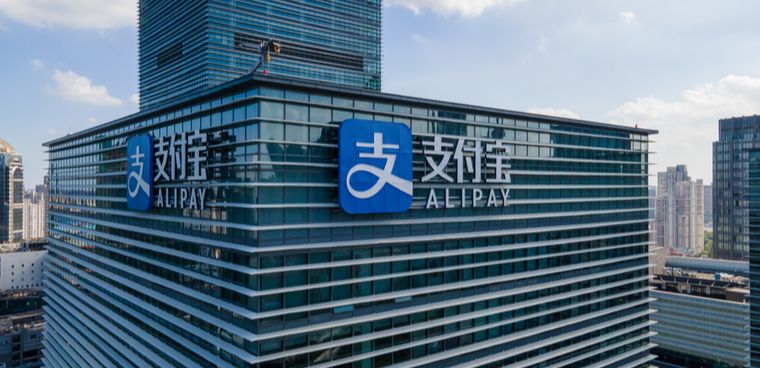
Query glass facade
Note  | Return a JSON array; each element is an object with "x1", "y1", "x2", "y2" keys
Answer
[
  {"x1": 713, "y1": 115, "x2": 760, "y2": 260},
  {"x1": 43, "y1": 76, "x2": 655, "y2": 368},
  {"x1": 650, "y1": 290, "x2": 749, "y2": 368},
  {"x1": 138, "y1": 0, "x2": 382, "y2": 109},
  {"x1": 748, "y1": 148, "x2": 760, "y2": 367}
]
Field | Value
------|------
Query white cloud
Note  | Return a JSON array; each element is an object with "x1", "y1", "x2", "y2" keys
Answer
[
  {"x1": 130, "y1": 93, "x2": 139, "y2": 106},
  {"x1": 87, "y1": 117, "x2": 97, "y2": 124},
  {"x1": 609, "y1": 75, "x2": 760, "y2": 184},
  {"x1": 46, "y1": 128, "x2": 56, "y2": 136},
  {"x1": 386, "y1": 0, "x2": 527, "y2": 17},
  {"x1": 528, "y1": 107, "x2": 580, "y2": 119},
  {"x1": 49, "y1": 69, "x2": 122, "y2": 106},
  {"x1": 30, "y1": 58, "x2": 44, "y2": 70},
  {"x1": 0, "y1": 0, "x2": 135, "y2": 29},
  {"x1": 619, "y1": 11, "x2": 636, "y2": 23}
]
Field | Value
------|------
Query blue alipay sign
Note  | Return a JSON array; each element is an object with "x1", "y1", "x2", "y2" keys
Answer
[{"x1": 338, "y1": 119, "x2": 413, "y2": 214}]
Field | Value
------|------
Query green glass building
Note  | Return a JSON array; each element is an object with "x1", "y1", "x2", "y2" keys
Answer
[
  {"x1": 42, "y1": 76, "x2": 656, "y2": 368},
  {"x1": 138, "y1": 0, "x2": 382, "y2": 109}
]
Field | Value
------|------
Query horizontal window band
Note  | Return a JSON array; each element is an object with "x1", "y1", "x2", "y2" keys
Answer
[
  {"x1": 46, "y1": 266, "x2": 241, "y2": 367},
  {"x1": 51, "y1": 220, "x2": 649, "y2": 277},
  {"x1": 256, "y1": 277, "x2": 650, "y2": 343},
  {"x1": 49, "y1": 258, "x2": 258, "y2": 363},
  {"x1": 584, "y1": 344, "x2": 655, "y2": 368},
  {"x1": 47, "y1": 214, "x2": 650, "y2": 254},
  {"x1": 46, "y1": 241, "x2": 648, "y2": 323},
  {"x1": 311, "y1": 301, "x2": 653, "y2": 368},
  {"x1": 50, "y1": 228, "x2": 648, "y2": 298},
  {"x1": 497, "y1": 328, "x2": 656, "y2": 368},
  {"x1": 49, "y1": 205, "x2": 650, "y2": 233},
  {"x1": 44, "y1": 281, "x2": 188, "y2": 367},
  {"x1": 44, "y1": 308, "x2": 125, "y2": 368},
  {"x1": 257, "y1": 288, "x2": 651, "y2": 363}
]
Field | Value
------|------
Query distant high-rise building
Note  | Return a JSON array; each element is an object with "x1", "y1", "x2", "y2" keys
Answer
[
  {"x1": 704, "y1": 184, "x2": 713, "y2": 227},
  {"x1": 0, "y1": 138, "x2": 23, "y2": 244},
  {"x1": 138, "y1": 0, "x2": 382, "y2": 109},
  {"x1": 655, "y1": 165, "x2": 704, "y2": 255},
  {"x1": 714, "y1": 115, "x2": 760, "y2": 260},
  {"x1": 22, "y1": 189, "x2": 45, "y2": 241}
]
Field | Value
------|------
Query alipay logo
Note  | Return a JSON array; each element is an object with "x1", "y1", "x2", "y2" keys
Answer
[
  {"x1": 339, "y1": 119, "x2": 413, "y2": 214},
  {"x1": 126, "y1": 134, "x2": 154, "y2": 211}
]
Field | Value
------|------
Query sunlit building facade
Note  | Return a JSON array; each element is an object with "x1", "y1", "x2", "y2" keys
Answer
[
  {"x1": 0, "y1": 138, "x2": 23, "y2": 244},
  {"x1": 43, "y1": 76, "x2": 655, "y2": 368}
]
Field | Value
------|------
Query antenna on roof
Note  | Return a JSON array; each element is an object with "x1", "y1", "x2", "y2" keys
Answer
[{"x1": 250, "y1": 39, "x2": 281, "y2": 76}]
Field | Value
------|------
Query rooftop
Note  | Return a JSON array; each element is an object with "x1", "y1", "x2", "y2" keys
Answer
[
  {"x1": 651, "y1": 274, "x2": 749, "y2": 303},
  {"x1": 44, "y1": 74, "x2": 658, "y2": 147}
]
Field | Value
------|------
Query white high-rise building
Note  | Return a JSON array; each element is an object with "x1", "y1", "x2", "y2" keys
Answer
[
  {"x1": 22, "y1": 191, "x2": 45, "y2": 240},
  {"x1": 655, "y1": 165, "x2": 705, "y2": 255}
]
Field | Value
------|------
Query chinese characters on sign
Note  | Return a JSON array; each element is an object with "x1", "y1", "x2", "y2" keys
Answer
[
  {"x1": 152, "y1": 130, "x2": 209, "y2": 210},
  {"x1": 422, "y1": 135, "x2": 512, "y2": 209}
]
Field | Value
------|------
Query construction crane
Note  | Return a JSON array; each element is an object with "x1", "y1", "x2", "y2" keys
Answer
[{"x1": 250, "y1": 39, "x2": 281, "y2": 75}]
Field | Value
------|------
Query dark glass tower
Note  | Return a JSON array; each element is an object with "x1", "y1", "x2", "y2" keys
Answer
[
  {"x1": 713, "y1": 115, "x2": 760, "y2": 260},
  {"x1": 747, "y1": 148, "x2": 760, "y2": 367},
  {"x1": 138, "y1": 0, "x2": 382, "y2": 109}
]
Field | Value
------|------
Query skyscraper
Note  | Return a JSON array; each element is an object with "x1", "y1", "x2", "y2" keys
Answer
[
  {"x1": 713, "y1": 115, "x2": 760, "y2": 260},
  {"x1": 0, "y1": 138, "x2": 23, "y2": 244},
  {"x1": 138, "y1": 0, "x2": 382, "y2": 109},
  {"x1": 655, "y1": 165, "x2": 704, "y2": 255},
  {"x1": 746, "y1": 148, "x2": 760, "y2": 367},
  {"x1": 43, "y1": 75, "x2": 656, "y2": 368}
]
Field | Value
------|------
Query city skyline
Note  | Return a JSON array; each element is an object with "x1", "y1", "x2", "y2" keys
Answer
[{"x1": 4, "y1": 1, "x2": 760, "y2": 187}]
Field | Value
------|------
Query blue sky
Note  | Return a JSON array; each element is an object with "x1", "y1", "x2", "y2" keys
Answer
[{"x1": 3, "y1": 0, "x2": 760, "y2": 188}]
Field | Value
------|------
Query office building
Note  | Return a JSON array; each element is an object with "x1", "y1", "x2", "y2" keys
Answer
[
  {"x1": 0, "y1": 248, "x2": 45, "y2": 291},
  {"x1": 0, "y1": 245, "x2": 44, "y2": 368},
  {"x1": 704, "y1": 184, "x2": 713, "y2": 228},
  {"x1": 655, "y1": 165, "x2": 704, "y2": 255},
  {"x1": 650, "y1": 273, "x2": 749, "y2": 368},
  {"x1": 43, "y1": 75, "x2": 655, "y2": 367},
  {"x1": 714, "y1": 115, "x2": 760, "y2": 260},
  {"x1": 138, "y1": 0, "x2": 382, "y2": 109},
  {"x1": 0, "y1": 139, "x2": 23, "y2": 244},
  {"x1": 0, "y1": 311, "x2": 43, "y2": 368}
]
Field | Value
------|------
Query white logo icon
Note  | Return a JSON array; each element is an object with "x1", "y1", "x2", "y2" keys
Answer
[
  {"x1": 128, "y1": 145, "x2": 150, "y2": 199},
  {"x1": 346, "y1": 132, "x2": 413, "y2": 199}
]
